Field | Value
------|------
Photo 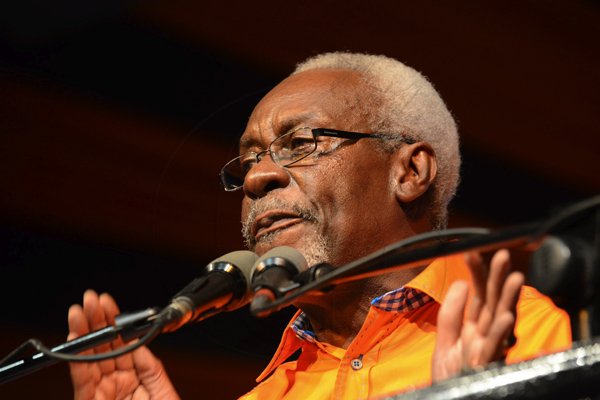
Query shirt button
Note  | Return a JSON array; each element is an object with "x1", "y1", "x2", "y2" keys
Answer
[{"x1": 350, "y1": 358, "x2": 363, "y2": 370}]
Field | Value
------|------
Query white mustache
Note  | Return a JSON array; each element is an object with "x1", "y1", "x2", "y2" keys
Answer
[{"x1": 241, "y1": 197, "x2": 319, "y2": 249}]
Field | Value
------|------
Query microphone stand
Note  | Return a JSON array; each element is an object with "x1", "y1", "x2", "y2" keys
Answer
[{"x1": 0, "y1": 307, "x2": 160, "y2": 385}]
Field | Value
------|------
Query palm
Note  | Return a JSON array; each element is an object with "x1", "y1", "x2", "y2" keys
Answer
[{"x1": 72, "y1": 367, "x2": 140, "y2": 399}]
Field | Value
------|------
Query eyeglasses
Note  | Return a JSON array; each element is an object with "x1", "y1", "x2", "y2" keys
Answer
[{"x1": 219, "y1": 127, "x2": 412, "y2": 191}]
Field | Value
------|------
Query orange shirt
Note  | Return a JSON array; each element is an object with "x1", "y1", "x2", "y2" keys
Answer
[{"x1": 240, "y1": 255, "x2": 572, "y2": 400}]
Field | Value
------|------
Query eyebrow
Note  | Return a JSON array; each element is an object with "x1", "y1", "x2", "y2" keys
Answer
[{"x1": 239, "y1": 111, "x2": 322, "y2": 150}]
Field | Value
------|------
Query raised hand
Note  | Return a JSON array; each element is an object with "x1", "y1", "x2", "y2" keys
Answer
[
  {"x1": 432, "y1": 249, "x2": 524, "y2": 381},
  {"x1": 68, "y1": 290, "x2": 179, "y2": 400}
]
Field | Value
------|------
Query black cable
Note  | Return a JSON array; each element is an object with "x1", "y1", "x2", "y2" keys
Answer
[
  {"x1": 251, "y1": 227, "x2": 492, "y2": 317},
  {"x1": 0, "y1": 338, "x2": 38, "y2": 366},
  {"x1": 374, "y1": 227, "x2": 491, "y2": 250},
  {"x1": 1, "y1": 318, "x2": 162, "y2": 364},
  {"x1": 317, "y1": 227, "x2": 492, "y2": 286}
]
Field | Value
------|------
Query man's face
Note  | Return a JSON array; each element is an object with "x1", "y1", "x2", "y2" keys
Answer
[{"x1": 239, "y1": 69, "x2": 406, "y2": 266}]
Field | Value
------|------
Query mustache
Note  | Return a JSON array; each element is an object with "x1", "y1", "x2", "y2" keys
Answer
[{"x1": 241, "y1": 197, "x2": 319, "y2": 249}]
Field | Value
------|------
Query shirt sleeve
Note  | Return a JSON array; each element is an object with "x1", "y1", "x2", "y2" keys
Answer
[{"x1": 507, "y1": 285, "x2": 572, "y2": 363}]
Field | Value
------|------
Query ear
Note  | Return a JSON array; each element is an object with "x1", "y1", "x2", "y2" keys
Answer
[{"x1": 390, "y1": 142, "x2": 437, "y2": 204}]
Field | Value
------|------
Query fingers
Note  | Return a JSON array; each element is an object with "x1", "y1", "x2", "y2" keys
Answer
[
  {"x1": 480, "y1": 270, "x2": 521, "y2": 362},
  {"x1": 98, "y1": 292, "x2": 122, "y2": 350},
  {"x1": 68, "y1": 303, "x2": 90, "y2": 341},
  {"x1": 99, "y1": 292, "x2": 135, "y2": 371},
  {"x1": 435, "y1": 280, "x2": 469, "y2": 351},
  {"x1": 497, "y1": 270, "x2": 524, "y2": 316},
  {"x1": 80, "y1": 290, "x2": 118, "y2": 375},
  {"x1": 481, "y1": 250, "x2": 511, "y2": 334},
  {"x1": 486, "y1": 250, "x2": 512, "y2": 314},
  {"x1": 98, "y1": 292, "x2": 120, "y2": 325},
  {"x1": 479, "y1": 312, "x2": 515, "y2": 364},
  {"x1": 68, "y1": 291, "x2": 100, "y2": 397},
  {"x1": 465, "y1": 250, "x2": 512, "y2": 335},
  {"x1": 68, "y1": 290, "x2": 99, "y2": 357},
  {"x1": 68, "y1": 290, "x2": 151, "y2": 399},
  {"x1": 485, "y1": 271, "x2": 523, "y2": 363},
  {"x1": 494, "y1": 270, "x2": 524, "y2": 356},
  {"x1": 464, "y1": 252, "x2": 485, "y2": 322},
  {"x1": 69, "y1": 290, "x2": 134, "y2": 376},
  {"x1": 465, "y1": 249, "x2": 523, "y2": 366}
]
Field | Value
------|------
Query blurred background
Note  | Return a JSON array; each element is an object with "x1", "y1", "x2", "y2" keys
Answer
[{"x1": 0, "y1": 1, "x2": 599, "y2": 398}]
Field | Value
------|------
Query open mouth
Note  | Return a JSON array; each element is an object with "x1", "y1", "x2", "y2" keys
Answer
[{"x1": 253, "y1": 211, "x2": 305, "y2": 242}]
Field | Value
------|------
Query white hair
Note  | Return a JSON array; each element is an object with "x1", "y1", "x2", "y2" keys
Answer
[{"x1": 293, "y1": 52, "x2": 460, "y2": 229}]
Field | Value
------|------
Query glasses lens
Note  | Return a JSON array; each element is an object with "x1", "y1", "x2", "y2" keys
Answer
[
  {"x1": 220, "y1": 156, "x2": 246, "y2": 191},
  {"x1": 220, "y1": 128, "x2": 317, "y2": 191},
  {"x1": 271, "y1": 127, "x2": 317, "y2": 165}
]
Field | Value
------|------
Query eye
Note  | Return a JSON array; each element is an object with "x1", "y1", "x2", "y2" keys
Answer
[
  {"x1": 289, "y1": 137, "x2": 314, "y2": 150},
  {"x1": 287, "y1": 132, "x2": 315, "y2": 154},
  {"x1": 239, "y1": 154, "x2": 258, "y2": 173}
]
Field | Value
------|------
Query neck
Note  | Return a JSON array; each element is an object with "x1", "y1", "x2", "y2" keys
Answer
[{"x1": 295, "y1": 267, "x2": 424, "y2": 348}]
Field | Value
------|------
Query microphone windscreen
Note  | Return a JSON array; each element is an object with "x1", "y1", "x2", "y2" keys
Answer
[
  {"x1": 252, "y1": 246, "x2": 309, "y2": 281},
  {"x1": 209, "y1": 250, "x2": 258, "y2": 286}
]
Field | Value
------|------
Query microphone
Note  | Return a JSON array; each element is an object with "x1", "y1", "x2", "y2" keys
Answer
[
  {"x1": 159, "y1": 250, "x2": 258, "y2": 332},
  {"x1": 250, "y1": 246, "x2": 308, "y2": 317}
]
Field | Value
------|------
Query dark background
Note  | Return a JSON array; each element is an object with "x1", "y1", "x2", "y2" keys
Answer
[{"x1": 1, "y1": 1, "x2": 599, "y2": 398}]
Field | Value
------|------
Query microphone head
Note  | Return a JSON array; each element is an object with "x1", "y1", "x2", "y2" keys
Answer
[
  {"x1": 206, "y1": 250, "x2": 258, "y2": 310},
  {"x1": 208, "y1": 250, "x2": 258, "y2": 280},
  {"x1": 251, "y1": 246, "x2": 309, "y2": 282}
]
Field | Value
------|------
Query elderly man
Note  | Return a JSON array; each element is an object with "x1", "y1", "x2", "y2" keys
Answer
[{"x1": 68, "y1": 53, "x2": 570, "y2": 399}]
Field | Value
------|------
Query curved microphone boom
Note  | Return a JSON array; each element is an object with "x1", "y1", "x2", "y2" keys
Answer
[
  {"x1": 250, "y1": 246, "x2": 308, "y2": 317},
  {"x1": 159, "y1": 250, "x2": 258, "y2": 332}
]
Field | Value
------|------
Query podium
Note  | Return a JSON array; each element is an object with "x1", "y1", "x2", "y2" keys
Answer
[{"x1": 387, "y1": 339, "x2": 600, "y2": 399}]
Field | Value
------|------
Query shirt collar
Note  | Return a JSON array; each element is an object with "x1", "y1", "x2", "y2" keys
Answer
[
  {"x1": 256, "y1": 254, "x2": 470, "y2": 383},
  {"x1": 404, "y1": 254, "x2": 471, "y2": 303},
  {"x1": 291, "y1": 286, "x2": 433, "y2": 343}
]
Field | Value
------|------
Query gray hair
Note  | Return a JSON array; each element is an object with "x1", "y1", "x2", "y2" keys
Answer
[{"x1": 293, "y1": 52, "x2": 460, "y2": 229}]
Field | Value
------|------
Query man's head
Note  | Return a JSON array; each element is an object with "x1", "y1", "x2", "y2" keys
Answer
[
  {"x1": 234, "y1": 52, "x2": 460, "y2": 266},
  {"x1": 294, "y1": 52, "x2": 460, "y2": 229}
]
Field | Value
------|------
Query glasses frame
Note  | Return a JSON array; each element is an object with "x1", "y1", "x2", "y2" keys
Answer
[{"x1": 219, "y1": 127, "x2": 411, "y2": 191}]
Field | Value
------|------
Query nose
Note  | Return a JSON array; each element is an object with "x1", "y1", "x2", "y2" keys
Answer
[{"x1": 243, "y1": 156, "x2": 291, "y2": 199}]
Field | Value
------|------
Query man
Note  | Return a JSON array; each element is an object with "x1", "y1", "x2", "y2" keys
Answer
[{"x1": 68, "y1": 52, "x2": 570, "y2": 399}]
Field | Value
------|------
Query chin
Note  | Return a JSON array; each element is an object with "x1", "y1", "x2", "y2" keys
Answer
[
  {"x1": 252, "y1": 227, "x2": 331, "y2": 266},
  {"x1": 253, "y1": 237, "x2": 296, "y2": 256}
]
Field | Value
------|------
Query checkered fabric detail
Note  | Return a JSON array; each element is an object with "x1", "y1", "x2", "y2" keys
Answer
[
  {"x1": 291, "y1": 312, "x2": 317, "y2": 343},
  {"x1": 371, "y1": 287, "x2": 433, "y2": 312},
  {"x1": 290, "y1": 287, "x2": 432, "y2": 343}
]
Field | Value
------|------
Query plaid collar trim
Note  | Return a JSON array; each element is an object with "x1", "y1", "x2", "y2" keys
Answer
[
  {"x1": 290, "y1": 287, "x2": 432, "y2": 343},
  {"x1": 371, "y1": 286, "x2": 433, "y2": 312},
  {"x1": 291, "y1": 312, "x2": 317, "y2": 343}
]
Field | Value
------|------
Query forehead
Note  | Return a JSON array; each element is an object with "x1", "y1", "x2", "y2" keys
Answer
[{"x1": 240, "y1": 69, "x2": 368, "y2": 149}]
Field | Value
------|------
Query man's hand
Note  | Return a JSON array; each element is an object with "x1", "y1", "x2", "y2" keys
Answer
[
  {"x1": 432, "y1": 249, "x2": 524, "y2": 381},
  {"x1": 68, "y1": 290, "x2": 180, "y2": 400}
]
